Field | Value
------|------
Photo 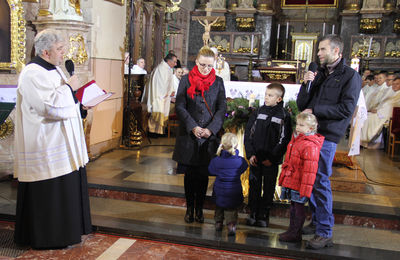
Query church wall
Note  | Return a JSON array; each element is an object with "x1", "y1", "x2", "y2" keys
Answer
[{"x1": 86, "y1": 0, "x2": 127, "y2": 156}]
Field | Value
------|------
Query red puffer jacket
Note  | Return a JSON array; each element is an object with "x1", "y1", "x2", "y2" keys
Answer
[{"x1": 279, "y1": 133, "x2": 325, "y2": 198}]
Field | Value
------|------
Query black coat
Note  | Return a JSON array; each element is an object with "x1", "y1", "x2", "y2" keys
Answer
[
  {"x1": 172, "y1": 74, "x2": 227, "y2": 166},
  {"x1": 244, "y1": 102, "x2": 292, "y2": 165},
  {"x1": 296, "y1": 58, "x2": 361, "y2": 143}
]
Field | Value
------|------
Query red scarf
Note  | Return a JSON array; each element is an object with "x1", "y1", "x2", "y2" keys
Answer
[{"x1": 187, "y1": 65, "x2": 216, "y2": 99}]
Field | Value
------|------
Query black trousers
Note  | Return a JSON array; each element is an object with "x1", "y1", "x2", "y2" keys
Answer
[
  {"x1": 184, "y1": 166, "x2": 209, "y2": 210},
  {"x1": 248, "y1": 164, "x2": 278, "y2": 219}
]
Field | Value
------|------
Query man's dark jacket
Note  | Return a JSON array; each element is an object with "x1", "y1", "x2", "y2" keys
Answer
[
  {"x1": 172, "y1": 74, "x2": 227, "y2": 166},
  {"x1": 297, "y1": 58, "x2": 361, "y2": 143},
  {"x1": 244, "y1": 102, "x2": 292, "y2": 164}
]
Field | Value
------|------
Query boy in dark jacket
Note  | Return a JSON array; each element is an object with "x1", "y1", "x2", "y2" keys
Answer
[
  {"x1": 208, "y1": 133, "x2": 248, "y2": 236},
  {"x1": 244, "y1": 83, "x2": 292, "y2": 227}
]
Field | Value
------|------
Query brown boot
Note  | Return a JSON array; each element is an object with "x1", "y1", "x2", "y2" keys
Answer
[{"x1": 279, "y1": 202, "x2": 305, "y2": 242}]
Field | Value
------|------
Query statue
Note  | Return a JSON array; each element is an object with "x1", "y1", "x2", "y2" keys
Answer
[
  {"x1": 49, "y1": 0, "x2": 83, "y2": 21},
  {"x1": 362, "y1": 0, "x2": 384, "y2": 9},
  {"x1": 238, "y1": 0, "x2": 254, "y2": 8},
  {"x1": 198, "y1": 18, "x2": 219, "y2": 46},
  {"x1": 210, "y1": 0, "x2": 225, "y2": 9}
]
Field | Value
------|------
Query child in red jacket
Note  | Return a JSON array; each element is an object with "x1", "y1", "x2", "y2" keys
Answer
[{"x1": 278, "y1": 112, "x2": 325, "y2": 242}]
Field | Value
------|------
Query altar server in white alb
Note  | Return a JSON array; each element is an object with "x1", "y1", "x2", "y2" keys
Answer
[{"x1": 14, "y1": 29, "x2": 92, "y2": 249}]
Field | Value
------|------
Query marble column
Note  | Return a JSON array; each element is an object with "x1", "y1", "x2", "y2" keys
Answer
[{"x1": 255, "y1": 14, "x2": 273, "y2": 59}]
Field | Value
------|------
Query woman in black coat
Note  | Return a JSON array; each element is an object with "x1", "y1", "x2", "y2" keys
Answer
[{"x1": 172, "y1": 46, "x2": 227, "y2": 223}]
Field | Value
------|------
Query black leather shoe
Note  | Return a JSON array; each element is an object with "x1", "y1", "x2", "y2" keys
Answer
[
  {"x1": 184, "y1": 207, "x2": 194, "y2": 223},
  {"x1": 255, "y1": 219, "x2": 268, "y2": 228},
  {"x1": 302, "y1": 222, "x2": 316, "y2": 235},
  {"x1": 195, "y1": 209, "x2": 204, "y2": 223},
  {"x1": 306, "y1": 235, "x2": 333, "y2": 250},
  {"x1": 246, "y1": 213, "x2": 256, "y2": 226},
  {"x1": 227, "y1": 222, "x2": 236, "y2": 236},
  {"x1": 215, "y1": 221, "x2": 223, "y2": 231}
]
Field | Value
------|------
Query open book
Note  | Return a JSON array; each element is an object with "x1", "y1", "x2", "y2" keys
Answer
[{"x1": 75, "y1": 80, "x2": 114, "y2": 107}]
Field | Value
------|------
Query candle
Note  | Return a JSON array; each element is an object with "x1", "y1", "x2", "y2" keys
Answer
[
  {"x1": 286, "y1": 21, "x2": 289, "y2": 39},
  {"x1": 367, "y1": 37, "x2": 373, "y2": 57},
  {"x1": 277, "y1": 24, "x2": 280, "y2": 39},
  {"x1": 322, "y1": 22, "x2": 326, "y2": 36},
  {"x1": 250, "y1": 35, "x2": 254, "y2": 54},
  {"x1": 332, "y1": 24, "x2": 335, "y2": 34}
]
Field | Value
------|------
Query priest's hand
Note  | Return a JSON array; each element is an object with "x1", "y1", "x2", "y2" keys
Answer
[
  {"x1": 192, "y1": 126, "x2": 204, "y2": 139},
  {"x1": 67, "y1": 75, "x2": 80, "y2": 91},
  {"x1": 249, "y1": 155, "x2": 257, "y2": 166},
  {"x1": 200, "y1": 128, "x2": 212, "y2": 138}
]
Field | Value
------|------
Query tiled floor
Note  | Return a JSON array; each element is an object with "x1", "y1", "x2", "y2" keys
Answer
[{"x1": 0, "y1": 222, "x2": 286, "y2": 260}]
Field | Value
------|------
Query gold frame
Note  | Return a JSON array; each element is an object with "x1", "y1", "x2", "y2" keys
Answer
[
  {"x1": 105, "y1": 0, "x2": 125, "y2": 5},
  {"x1": 0, "y1": 0, "x2": 26, "y2": 72},
  {"x1": 282, "y1": 0, "x2": 337, "y2": 9}
]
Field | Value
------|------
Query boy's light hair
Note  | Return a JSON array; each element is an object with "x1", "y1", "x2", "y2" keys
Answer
[
  {"x1": 266, "y1": 82, "x2": 285, "y2": 98},
  {"x1": 216, "y1": 133, "x2": 238, "y2": 156},
  {"x1": 296, "y1": 112, "x2": 318, "y2": 133}
]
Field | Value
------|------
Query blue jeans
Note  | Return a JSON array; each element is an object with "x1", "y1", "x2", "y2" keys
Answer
[{"x1": 309, "y1": 140, "x2": 336, "y2": 238}]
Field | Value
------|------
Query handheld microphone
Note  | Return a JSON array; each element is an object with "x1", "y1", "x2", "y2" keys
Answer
[
  {"x1": 306, "y1": 62, "x2": 318, "y2": 93},
  {"x1": 65, "y1": 59, "x2": 75, "y2": 76}
]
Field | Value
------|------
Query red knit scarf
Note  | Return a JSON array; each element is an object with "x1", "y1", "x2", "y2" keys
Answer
[{"x1": 187, "y1": 65, "x2": 216, "y2": 99}]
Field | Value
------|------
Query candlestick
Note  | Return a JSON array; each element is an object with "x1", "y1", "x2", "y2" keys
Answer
[
  {"x1": 322, "y1": 22, "x2": 326, "y2": 36},
  {"x1": 250, "y1": 35, "x2": 254, "y2": 54},
  {"x1": 286, "y1": 21, "x2": 289, "y2": 39},
  {"x1": 367, "y1": 37, "x2": 373, "y2": 57},
  {"x1": 277, "y1": 24, "x2": 280, "y2": 39},
  {"x1": 332, "y1": 24, "x2": 335, "y2": 34}
]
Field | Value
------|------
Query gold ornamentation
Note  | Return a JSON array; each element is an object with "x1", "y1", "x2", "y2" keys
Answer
[
  {"x1": 105, "y1": 0, "x2": 124, "y2": 5},
  {"x1": 0, "y1": 0, "x2": 26, "y2": 72},
  {"x1": 360, "y1": 18, "x2": 382, "y2": 34},
  {"x1": 0, "y1": 118, "x2": 14, "y2": 140},
  {"x1": 268, "y1": 74, "x2": 290, "y2": 80},
  {"x1": 394, "y1": 19, "x2": 400, "y2": 34},
  {"x1": 166, "y1": 0, "x2": 181, "y2": 13},
  {"x1": 211, "y1": 43, "x2": 230, "y2": 53},
  {"x1": 235, "y1": 17, "x2": 255, "y2": 32},
  {"x1": 69, "y1": 0, "x2": 82, "y2": 15},
  {"x1": 211, "y1": 19, "x2": 226, "y2": 31},
  {"x1": 344, "y1": 3, "x2": 359, "y2": 11},
  {"x1": 233, "y1": 47, "x2": 258, "y2": 54},
  {"x1": 257, "y1": 4, "x2": 271, "y2": 11},
  {"x1": 65, "y1": 34, "x2": 88, "y2": 64}
]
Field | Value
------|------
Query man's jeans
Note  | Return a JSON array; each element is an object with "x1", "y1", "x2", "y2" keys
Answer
[{"x1": 309, "y1": 140, "x2": 336, "y2": 238}]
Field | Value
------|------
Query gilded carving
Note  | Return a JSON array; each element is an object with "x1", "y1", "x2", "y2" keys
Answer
[
  {"x1": 235, "y1": 17, "x2": 255, "y2": 31},
  {"x1": 65, "y1": 34, "x2": 88, "y2": 64},
  {"x1": 0, "y1": 118, "x2": 14, "y2": 140},
  {"x1": 0, "y1": 0, "x2": 26, "y2": 72}
]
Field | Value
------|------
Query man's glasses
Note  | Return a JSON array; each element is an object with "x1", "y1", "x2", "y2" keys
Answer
[{"x1": 198, "y1": 63, "x2": 213, "y2": 69}]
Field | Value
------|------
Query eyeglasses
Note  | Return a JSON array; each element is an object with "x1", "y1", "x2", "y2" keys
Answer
[{"x1": 198, "y1": 63, "x2": 214, "y2": 69}]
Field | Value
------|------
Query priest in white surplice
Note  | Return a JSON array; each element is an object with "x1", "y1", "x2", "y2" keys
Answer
[
  {"x1": 14, "y1": 29, "x2": 92, "y2": 249},
  {"x1": 142, "y1": 53, "x2": 177, "y2": 134},
  {"x1": 361, "y1": 76, "x2": 400, "y2": 147},
  {"x1": 365, "y1": 72, "x2": 389, "y2": 111}
]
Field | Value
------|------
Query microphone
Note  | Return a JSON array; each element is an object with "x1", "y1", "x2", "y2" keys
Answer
[
  {"x1": 65, "y1": 59, "x2": 75, "y2": 76},
  {"x1": 306, "y1": 62, "x2": 318, "y2": 93}
]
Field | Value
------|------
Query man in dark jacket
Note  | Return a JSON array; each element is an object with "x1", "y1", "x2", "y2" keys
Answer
[{"x1": 297, "y1": 35, "x2": 361, "y2": 249}]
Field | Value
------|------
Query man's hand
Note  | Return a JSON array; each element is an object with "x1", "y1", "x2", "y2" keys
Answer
[
  {"x1": 170, "y1": 91, "x2": 175, "y2": 97},
  {"x1": 262, "y1": 159, "x2": 272, "y2": 167},
  {"x1": 192, "y1": 126, "x2": 204, "y2": 139},
  {"x1": 369, "y1": 109, "x2": 377, "y2": 113},
  {"x1": 249, "y1": 155, "x2": 257, "y2": 167},
  {"x1": 200, "y1": 128, "x2": 212, "y2": 138},
  {"x1": 67, "y1": 75, "x2": 80, "y2": 91},
  {"x1": 303, "y1": 108, "x2": 313, "y2": 114},
  {"x1": 304, "y1": 71, "x2": 317, "y2": 83}
]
